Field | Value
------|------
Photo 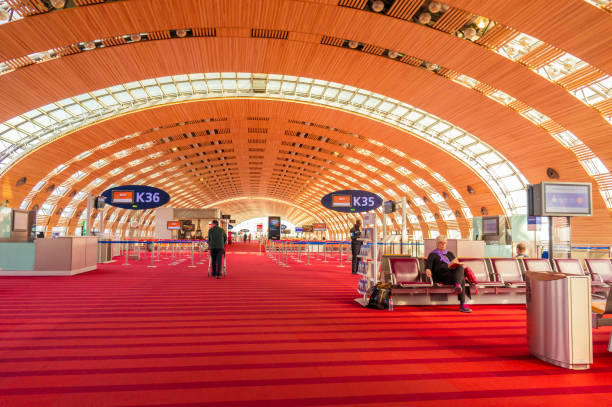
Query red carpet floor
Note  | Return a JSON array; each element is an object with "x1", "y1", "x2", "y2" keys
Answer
[{"x1": 0, "y1": 247, "x2": 611, "y2": 407}]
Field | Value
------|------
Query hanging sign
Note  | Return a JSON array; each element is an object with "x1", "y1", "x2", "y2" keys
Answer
[
  {"x1": 321, "y1": 190, "x2": 383, "y2": 213},
  {"x1": 527, "y1": 216, "x2": 541, "y2": 232},
  {"x1": 101, "y1": 185, "x2": 170, "y2": 210}
]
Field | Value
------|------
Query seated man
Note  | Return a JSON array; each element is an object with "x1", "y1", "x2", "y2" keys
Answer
[
  {"x1": 515, "y1": 242, "x2": 527, "y2": 258},
  {"x1": 425, "y1": 235, "x2": 474, "y2": 313}
]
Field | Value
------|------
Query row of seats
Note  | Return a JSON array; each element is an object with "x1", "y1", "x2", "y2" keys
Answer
[{"x1": 388, "y1": 257, "x2": 612, "y2": 292}]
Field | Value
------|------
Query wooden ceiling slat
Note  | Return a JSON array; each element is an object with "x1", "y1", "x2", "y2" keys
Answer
[
  {"x1": 73, "y1": 0, "x2": 105, "y2": 6},
  {"x1": 337, "y1": 0, "x2": 367, "y2": 9},
  {"x1": 5, "y1": 0, "x2": 48, "y2": 16},
  {"x1": 518, "y1": 44, "x2": 565, "y2": 70},
  {"x1": 592, "y1": 99, "x2": 612, "y2": 117},
  {"x1": 432, "y1": 8, "x2": 473, "y2": 34},
  {"x1": 474, "y1": 23, "x2": 517, "y2": 49},
  {"x1": 387, "y1": 0, "x2": 424, "y2": 20},
  {"x1": 557, "y1": 66, "x2": 607, "y2": 91}
]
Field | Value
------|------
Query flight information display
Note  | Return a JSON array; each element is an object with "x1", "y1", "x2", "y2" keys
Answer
[
  {"x1": 268, "y1": 216, "x2": 281, "y2": 240},
  {"x1": 543, "y1": 183, "x2": 591, "y2": 216}
]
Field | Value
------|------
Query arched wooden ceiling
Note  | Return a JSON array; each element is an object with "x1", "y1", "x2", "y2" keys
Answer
[{"x1": 0, "y1": 0, "x2": 610, "y2": 242}]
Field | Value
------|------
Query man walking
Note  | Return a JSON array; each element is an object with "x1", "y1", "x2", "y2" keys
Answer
[
  {"x1": 208, "y1": 219, "x2": 227, "y2": 278},
  {"x1": 350, "y1": 219, "x2": 362, "y2": 275}
]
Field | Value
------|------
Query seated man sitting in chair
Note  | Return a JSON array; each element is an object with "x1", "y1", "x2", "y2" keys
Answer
[{"x1": 425, "y1": 235, "x2": 477, "y2": 313}]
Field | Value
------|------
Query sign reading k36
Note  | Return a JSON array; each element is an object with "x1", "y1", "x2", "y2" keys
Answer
[
  {"x1": 101, "y1": 185, "x2": 170, "y2": 210},
  {"x1": 321, "y1": 190, "x2": 383, "y2": 213}
]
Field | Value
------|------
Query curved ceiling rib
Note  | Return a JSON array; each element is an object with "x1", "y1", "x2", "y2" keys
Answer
[{"x1": 1, "y1": 73, "x2": 529, "y2": 216}]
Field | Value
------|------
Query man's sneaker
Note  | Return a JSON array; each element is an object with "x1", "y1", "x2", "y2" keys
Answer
[
  {"x1": 454, "y1": 284, "x2": 462, "y2": 294},
  {"x1": 459, "y1": 304, "x2": 472, "y2": 313}
]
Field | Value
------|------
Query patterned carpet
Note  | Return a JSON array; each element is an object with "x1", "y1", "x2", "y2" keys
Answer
[{"x1": 0, "y1": 244, "x2": 611, "y2": 406}]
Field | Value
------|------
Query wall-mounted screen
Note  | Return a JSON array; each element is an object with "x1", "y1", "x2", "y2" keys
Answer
[
  {"x1": 167, "y1": 221, "x2": 180, "y2": 230},
  {"x1": 482, "y1": 217, "x2": 499, "y2": 235},
  {"x1": 528, "y1": 182, "x2": 592, "y2": 217},
  {"x1": 295, "y1": 227, "x2": 303, "y2": 232},
  {"x1": 313, "y1": 223, "x2": 326, "y2": 231},
  {"x1": 383, "y1": 200, "x2": 396, "y2": 214},
  {"x1": 543, "y1": 182, "x2": 592, "y2": 216}
]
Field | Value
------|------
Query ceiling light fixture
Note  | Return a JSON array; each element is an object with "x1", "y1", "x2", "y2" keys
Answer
[
  {"x1": 475, "y1": 16, "x2": 489, "y2": 29},
  {"x1": 418, "y1": 12, "x2": 431, "y2": 24},
  {"x1": 0, "y1": 9, "x2": 9, "y2": 21},
  {"x1": 387, "y1": 50, "x2": 399, "y2": 59},
  {"x1": 371, "y1": 0, "x2": 384, "y2": 12},
  {"x1": 176, "y1": 29, "x2": 187, "y2": 38},
  {"x1": 428, "y1": 1, "x2": 442, "y2": 13},
  {"x1": 464, "y1": 27, "x2": 477, "y2": 39},
  {"x1": 348, "y1": 41, "x2": 359, "y2": 49},
  {"x1": 50, "y1": 0, "x2": 66, "y2": 8},
  {"x1": 130, "y1": 33, "x2": 142, "y2": 42},
  {"x1": 83, "y1": 41, "x2": 96, "y2": 50}
]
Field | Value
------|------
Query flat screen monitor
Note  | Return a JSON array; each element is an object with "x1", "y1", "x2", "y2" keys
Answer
[
  {"x1": 482, "y1": 217, "x2": 499, "y2": 236},
  {"x1": 295, "y1": 227, "x2": 303, "y2": 232},
  {"x1": 383, "y1": 200, "x2": 396, "y2": 214},
  {"x1": 167, "y1": 221, "x2": 180, "y2": 230},
  {"x1": 543, "y1": 182, "x2": 592, "y2": 216}
]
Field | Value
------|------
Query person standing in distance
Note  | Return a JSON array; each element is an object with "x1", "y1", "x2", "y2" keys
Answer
[
  {"x1": 514, "y1": 242, "x2": 527, "y2": 258},
  {"x1": 208, "y1": 219, "x2": 227, "y2": 279},
  {"x1": 350, "y1": 219, "x2": 363, "y2": 275}
]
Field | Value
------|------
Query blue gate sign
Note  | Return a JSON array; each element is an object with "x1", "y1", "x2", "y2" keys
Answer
[
  {"x1": 101, "y1": 185, "x2": 170, "y2": 210},
  {"x1": 321, "y1": 190, "x2": 383, "y2": 213}
]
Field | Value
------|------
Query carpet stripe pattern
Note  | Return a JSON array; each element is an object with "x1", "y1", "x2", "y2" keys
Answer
[{"x1": 0, "y1": 242, "x2": 611, "y2": 406}]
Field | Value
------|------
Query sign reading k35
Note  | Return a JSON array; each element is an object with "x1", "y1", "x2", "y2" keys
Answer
[
  {"x1": 321, "y1": 190, "x2": 383, "y2": 213},
  {"x1": 101, "y1": 185, "x2": 170, "y2": 210}
]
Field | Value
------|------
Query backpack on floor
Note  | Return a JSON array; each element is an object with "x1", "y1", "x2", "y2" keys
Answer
[{"x1": 367, "y1": 282, "x2": 391, "y2": 310}]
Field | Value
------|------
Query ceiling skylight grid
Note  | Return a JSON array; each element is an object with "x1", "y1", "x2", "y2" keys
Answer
[{"x1": 3, "y1": 73, "x2": 529, "y2": 215}]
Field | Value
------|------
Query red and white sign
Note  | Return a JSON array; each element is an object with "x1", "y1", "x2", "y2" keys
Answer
[
  {"x1": 112, "y1": 190, "x2": 134, "y2": 204},
  {"x1": 332, "y1": 195, "x2": 351, "y2": 207},
  {"x1": 167, "y1": 221, "x2": 180, "y2": 230},
  {"x1": 313, "y1": 223, "x2": 327, "y2": 231},
  {"x1": 257, "y1": 224, "x2": 263, "y2": 231}
]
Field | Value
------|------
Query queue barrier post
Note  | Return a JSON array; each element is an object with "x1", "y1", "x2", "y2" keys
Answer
[
  {"x1": 323, "y1": 242, "x2": 328, "y2": 263},
  {"x1": 148, "y1": 241, "x2": 157, "y2": 268},
  {"x1": 337, "y1": 241, "x2": 344, "y2": 267},
  {"x1": 123, "y1": 240, "x2": 130, "y2": 266},
  {"x1": 188, "y1": 242, "x2": 197, "y2": 268}
]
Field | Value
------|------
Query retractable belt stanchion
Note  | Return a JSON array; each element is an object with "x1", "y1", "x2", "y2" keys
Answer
[
  {"x1": 337, "y1": 241, "x2": 344, "y2": 267},
  {"x1": 323, "y1": 242, "x2": 328, "y2": 263},
  {"x1": 148, "y1": 241, "x2": 157, "y2": 268},
  {"x1": 123, "y1": 240, "x2": 130, "y2": 266},
  {"x1": 306, "y1": 241, "x2": 311, "y2": 265},
  {"x1": 188, "y1": 242, "x2": 197, "y2": 268}
]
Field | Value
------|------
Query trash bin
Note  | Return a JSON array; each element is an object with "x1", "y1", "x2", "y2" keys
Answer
[{"x1": 526, "y1": 271, "x2": 592, "y2": 369}]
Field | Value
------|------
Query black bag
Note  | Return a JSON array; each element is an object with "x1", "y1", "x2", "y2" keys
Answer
[{"x1": 367, "y1": 282, "x2": 391, "y2": 310}]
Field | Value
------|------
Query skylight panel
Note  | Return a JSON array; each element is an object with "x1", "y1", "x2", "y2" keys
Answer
[
  {"x1": 396, "y1": 167, "x2": 411, "y2": 176},
  {"x1": 377, "y1": 157, "x2": 392, "y2": 165},
  {"x1": 581, "y1": 158, "x2": 610, "y2": 176},
  {"x1": 499, "y1": 175, "x2": 524, "y2": 191},
  {"x1": 462, "y1": 207, "x2": 473, "y2": 219},
  {"x1": 381, "y1": 173, "x2": 395, "y2": 182},
  {"x1": 398, "y1": 184, "x2": 412, "y2": 193},
  {"x1": 453, "y1": 75, "x2": 478, "y2": 89},
  {"x1": 414, "y1": 178, "x2": 429, "y2": 188},
  {"x1": 98, "y1": 95, "x2": 119, "y2": 107},
  {"x1": 71, "y1": 170, "x2": 87, "y2": 180},
  {"x1": 53, "y1": 164, "x2": 67, "y2": 174},
  {"x1": 115, "y1": 150, "x2": 130, "y2": 159},
  {"x1": 554, "y1": 131, "x2": 581, "y2": 148},
  {"x1": 423, "y1": 213, "x2": 435, "y2": 222},
  {"x1": 413, "y1": 197, "x2": 425, "y2": 206},
  {"x1": 92, "y1": 159, "x2": 108, "y2": 168},
  {"x1": 74, "y1": 191, "x2": 87, "y2": 201},
  {"x1": 76, "y1": 150, "x2": 92, "y2": 160},
  {"x1": 39, "y1": 203, "x2": 55, "y2": 216},
  {"x1": 441, "y1": 210, "x2": 455, "y2": 220},
  {"x1": 522, "y1": 109, "x2": 549, "y2": 124},
  {"x1": 498, "y1": 33, "x2": 542, "y2": 61},
  {"x1": 371, "y1": 179, "x2": 382, "y2": 186},
  {"x1": 129, "y1": 159, "x2": 143, "y2": 167},
  {"x1": 109, "y1": 168, "x2": 124, "y2": 176},
  {"x1": 1, "y1": 128, "x2": 24, "y2": 142},
  {"x1": 65, "y1": 104, "x2": 87, "y2": 116},
  {"x1": 90, "y1": 178, "x2": 104, "y2": 187},
  {"x1": 455, "y1": 135, "x2": 476, "y2": 146},
  {"x1": 430, "y1": 193, "x2": 444, "y2": 203},
  {"x1": 411, "y1": 160, "x2": 426, "y2": 168}
]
